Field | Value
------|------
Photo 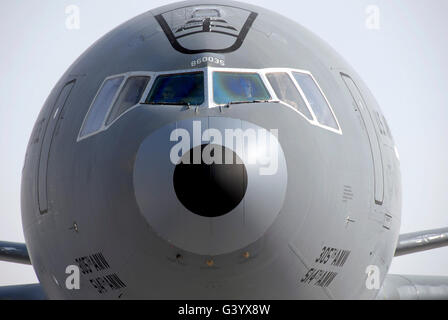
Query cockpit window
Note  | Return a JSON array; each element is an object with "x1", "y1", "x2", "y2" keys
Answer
[
  {"x1": 105, "y1": 76, "x2": 150, "y2": 125},
  {"x1": 266, "y1": 72, "x2": 312, "y2": 120},
  {"x1": 77, "y1": 68, "x2": 342, "y2": 142},
  {"x1": 79, "y1": 76, "x2": 124, "y2": 138},
  {"x1": 292, "y1": 72, "x2": 339, "y2": 130},
  {"x1": 146, "y1": 72, "x2": 204, "y2": 105},
  {"x1": 213, "y1": 72, "x2": 271, "y2": 105}
]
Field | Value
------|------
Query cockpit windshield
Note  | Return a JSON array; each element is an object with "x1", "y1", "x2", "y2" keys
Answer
[
  {"x1": 78, "y1": 67, "x2": 342, "y2": 142},
  {"x1": 213, "y1": 72, "x2": 271, "y2": 105},
  {"x1": 146, "y1": 71, "x2": 204, "y2": 105}
]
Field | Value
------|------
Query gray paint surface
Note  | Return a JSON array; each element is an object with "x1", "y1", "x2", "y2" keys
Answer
[
  {"x1": 378, "y1": 274, "x2": 448, "y2": 300},
  {"x1": 1, "y1": 0, "x2": 447, "y2": 289},
  {"x1": 2, "y1": 0, "x2": 447, "y2": 299},
  {"x1": 16, "y1": 0, "x2": 402, "y2": 299},
  {"x1": 395, "y1": 228, "x2": 448, "y2": 257}
]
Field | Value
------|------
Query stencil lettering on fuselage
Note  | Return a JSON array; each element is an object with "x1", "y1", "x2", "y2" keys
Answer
[
  {"x1": 300, "y1": 246, "x2": 351, "y2": 289},
  {"x1": 74, "y1": 252, "x2": 127, "y2": 295}
]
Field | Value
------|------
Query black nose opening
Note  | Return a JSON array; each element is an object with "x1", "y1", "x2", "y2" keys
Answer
[{"x1": 173, "y1": 144, "x2": 248, "y2": 217}]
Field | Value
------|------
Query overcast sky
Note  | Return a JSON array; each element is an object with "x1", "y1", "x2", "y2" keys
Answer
[{"x1": 1, "y1": 0, "x2": 447, "y2": 286}]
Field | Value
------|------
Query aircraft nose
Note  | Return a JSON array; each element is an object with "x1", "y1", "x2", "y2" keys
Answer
[
  {"x1": 173, "y1": 144, "x2": 248, "y2": 218},
  {"x1": 133, "y1": 117, "x2": 287, "y2": 256}
]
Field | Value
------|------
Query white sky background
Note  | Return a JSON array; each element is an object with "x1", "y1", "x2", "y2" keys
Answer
[{"x1": 0, "y1": 0, "x2": 447, "y2": 286}]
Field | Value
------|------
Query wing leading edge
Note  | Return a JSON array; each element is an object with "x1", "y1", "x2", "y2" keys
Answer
[
  {"x1": 0, "y1": 241, "x2": 44, "y2": 300},
  {"x1": 387, "y1": 228, "x2": 448, "y2": 299},
  {"x1": 0, "y1": 284, "x2": 46, "y2": 300},
  {"x1": 395, "y1": 227, "x2": 448, "y2": 257},
  {"x1": 0, "y1": 241, "x2": 31, "y2": 265}
]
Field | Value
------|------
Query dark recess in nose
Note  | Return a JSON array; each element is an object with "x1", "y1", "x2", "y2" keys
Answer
[{"x1": 173, "y1": 144, "x2": 248, "y2": 217}]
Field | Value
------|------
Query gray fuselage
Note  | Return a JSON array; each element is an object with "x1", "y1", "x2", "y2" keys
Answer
[{"x1": 21, "y1": 0, "x2": 401, "y2": 299}]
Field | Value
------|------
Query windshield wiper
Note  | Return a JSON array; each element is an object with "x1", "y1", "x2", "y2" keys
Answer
[
  {"x1": 227, "y1": 101, "x2": 253, "y2": 105},
  {"x1": 226, "y1": 99, "x2": 278, "y2": 106},
  {"x1": 252, "y1": 99, "x2": 280, "y2": 103},
  {"x1": 143, "y1": 101, "x2": 194, "y2": 106}
]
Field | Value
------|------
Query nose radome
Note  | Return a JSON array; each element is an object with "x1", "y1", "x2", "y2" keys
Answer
[
  {"x1": 133, "y1": 117, "x2": 287, "y2": 256},
  {"x1": 173, "y1": 144, "x2": 248, "y2": 218}
]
